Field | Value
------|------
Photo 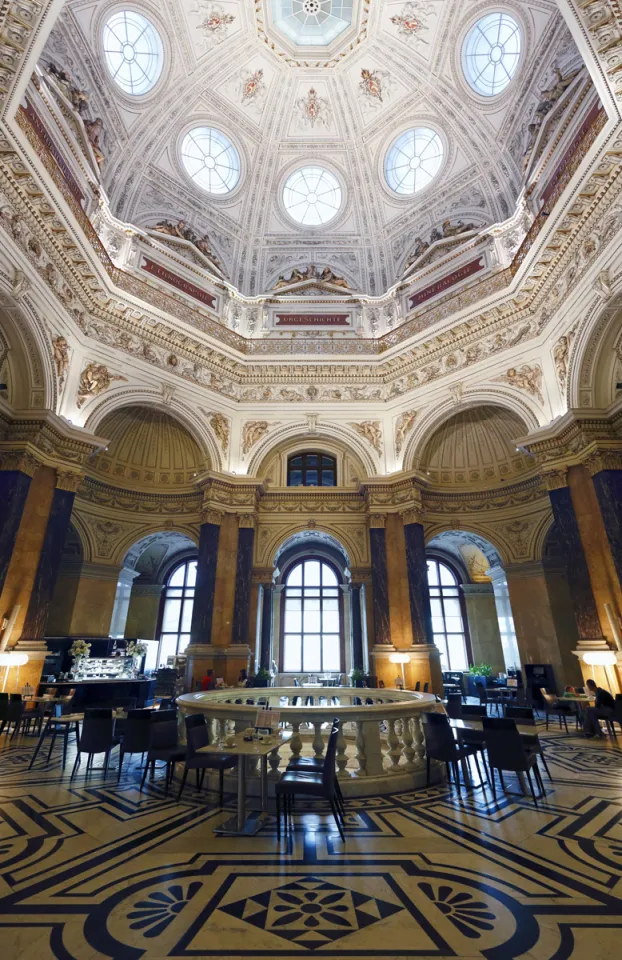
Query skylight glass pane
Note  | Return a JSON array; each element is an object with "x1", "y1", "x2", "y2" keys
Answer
[
  {"x1": 283, "y1": 166, "x2": 342, "y2": 226},
  {"x1": 181, "y1": 127, "x2": 241, "y2": 195},
  {"x1": 103, "y1": 11, "x2": 163, "y2": 96},
  {"x1": 385, "y1": 128, "x2": 443, "y2": 196},
  {"x1": 462, "y1": 13, "x2": 521, "y2": 97}
]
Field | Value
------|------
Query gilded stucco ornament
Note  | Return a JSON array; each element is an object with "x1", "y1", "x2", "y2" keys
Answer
[
  {"x1": 76, "y1": 363, "x2": 127, "y2": 408},
  {"x1": 394, "y1": 410, "x2": 417, "y2": 456},
  {"x1": 494, "y1": 364, "x2": 544, "y2": 406},
  {"x1": 205, "y1": 411, "x2": 230, "y2": 455},
  {"x1": 348, "y1": 421, "x2": 383, "y2": 456},
  {"x1": 242, "y1": 420, "x2": 272, "y2": 456}
]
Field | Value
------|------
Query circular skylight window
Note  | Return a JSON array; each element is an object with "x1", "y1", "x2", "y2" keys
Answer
[
  {"x1": 385, "y1": 128, "x2": 444, "y2": 195},
  {"x1": 181, "y1": 127, "x2": 240, "y2": 195},
  {"x1": 103, "y1": 11, "x2": 163, "y2": 96},
  {"x1": 283, "y1": 166, "x2": 342, "y2": 226},
  {"x1": 462, "y1": 13, "x2": 521, "y2": 97}
]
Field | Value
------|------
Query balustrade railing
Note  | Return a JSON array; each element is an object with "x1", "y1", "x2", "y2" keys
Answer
[{"x1": 177, "y1": 687, "x2": 440, "y2": 795}]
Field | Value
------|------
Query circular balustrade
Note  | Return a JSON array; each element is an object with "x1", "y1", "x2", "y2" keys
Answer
[{"x1": 177, "y1": 687, "x2": 441, "y2": 797}]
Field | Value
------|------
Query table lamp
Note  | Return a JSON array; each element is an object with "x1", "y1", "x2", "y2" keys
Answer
[
  {"x1": 389, "y1": 652, "x2": 410, "y2": 689},
  {"x1": 583, "y1": 650, "x2": 617, "y2": 690},
  {"x1": 0, "y1": 651, "x2": 29, "y2": 692}
]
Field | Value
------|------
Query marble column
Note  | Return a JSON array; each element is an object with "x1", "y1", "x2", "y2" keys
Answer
[
  {"x1": 259, "y1": 584, "x2": 273, "y2": 672},
  {"x1": 369, "y1": 519, "x2": 391, "y2": 648},
  {"x1": 20, "y1": 483, "x2": 76, "y2": 642},
  {"x1": 351, "y1": 583, "x2": 364, "y2": 671},
  {"x1": 403, "y1": 519, "x2": 433, "y2": 645},
  {"x1": 488, "y1": 566, "x2": 520, "y2": 672},
  {"x1": 125, "y1": 583, "x2": 163, "y2": 641},
  {"x1": 0, "y1": 466, "x2": 33, "y2": 598},
  {"x1": 461, "y1": 582, "x2": 505, "y2": 674},
  {"x1": 548, "y1": 482, "x2": 603, "y2": 640},
  {"x1": 185, "y1": 512, "x2": 221, "y2": 692},
  {"x1": 591, "y1": 468, "x2": 622, "y2": 598},
  {"x1": 109, "y1": 567, "x2": 141, "y2": 638},
  {"x1": 227, "y1": 517, "x2": 255, "y2": 682},
  {"x1": 505, "y1": 561, "x2": 583, "y2": 691}
]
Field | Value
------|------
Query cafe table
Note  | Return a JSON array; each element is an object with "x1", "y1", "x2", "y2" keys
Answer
[
  {"x1": 198, "y1": 733, "x2": 284, "y2": 837},
  {"x1": 28, "y1": 712, "x2": 83, "y2": 769},
  {"x1": 449, "y1": 717, "x2": 544, "y2": 792}
]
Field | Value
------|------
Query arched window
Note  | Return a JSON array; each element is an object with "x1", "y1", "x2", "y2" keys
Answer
[
  {"x1": 427, "y1": 559, "x2": 469, "y2": 671},
  {"x1": 287, "y1": 452, "x2": 336, "y2": 487},
  {"x1": 281, "y1": 559, "x2": 343, "y2": 673},
  {"x1": 158, "y1": 560, "x2": 196, "y2": 666}
]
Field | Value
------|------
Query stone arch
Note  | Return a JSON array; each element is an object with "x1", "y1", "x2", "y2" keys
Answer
[
  {"x1": 402, "y1": 394, "x2": 539, "y2": 473},
  {"x1": 247, "y1": 423, "x2": 376, "y2": 482},
  {"x1": 112, "y1": 526, "x2": 199, "y2": 569},
  {"x1": 570, "y1": 294, "x2": 622, "y2": 410},
  {"x1": 121, "y1": 530, "x2": 198, "y2": 582},
  {"x1": 259, "y1": 522, "x2": 365, "y2": 570},
  {"x1": 424, "y1": 524, "x2": 507, "y2": 567},
  {"x1": 84, "y1": 391, "x2": 220, "y2": 471},
  {"x1": 0, "y1": 290, "x2": 56, "y2": 410}
]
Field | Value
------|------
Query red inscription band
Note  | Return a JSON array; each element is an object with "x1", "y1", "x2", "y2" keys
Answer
[
  {"x1": 142, "y1": 259, "x2": 216, "y2": 308},
  {"x1": 23, "y1": 101, "x2": 85, "y2": 206},
  {"x1": 408, "y1": 257, "x2": 485, "y2": 309},
  {"x1": 275, "y1": 314, "x2": 350, "y2": 326}
]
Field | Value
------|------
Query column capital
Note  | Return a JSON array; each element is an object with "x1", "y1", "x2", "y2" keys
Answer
[
  {"x1": 237, "y1": 513, "x2": 257, "y2": 529},
  {"x1": 541, "y1": 467, "x2": 568, "y2": 491},
  {"x1": 461, "y1": 582, "x2": 494, "y2": 595},
  {"x1": 583, "y1": 449, "x2": 622, "y2": 477},
  {"x1": 252, "y1": 567, "x2": 274, "y2": 585},
  {"x1": 504, "y1": 560, "x2": 546, "y2": 579},
  {"x1": 55, "y1": 469, "x2": 84, "y2": 493},
  {"x1": 369, "y1": 514, "x2": 387, "y2": 529},
  {"x1": 0, "y1": 449, "x2": 40, "y2": 476},
  {"x1": 200, "y1": 506, "x2": 225, "y2": 526},
  {"x1": 0, "y1": 403, "x2": 107, "y2": 474},
  {"x1": 350, "y1": 566, "x2": 372, "y2": 584},
  {"x1": 400, "y1": 506, "x2": 423, "y2": 526}
]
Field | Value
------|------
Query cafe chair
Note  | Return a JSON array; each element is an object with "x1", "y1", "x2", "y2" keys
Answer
[
  {"x1": 285, "y1": 719, "x2": 346, "y2": 820},
  {"x1": 423, "y1": 712, "x2": 485, "y2": 791},
  {"x1": 540, "y1": 689, "x2": 571, "y2": 732},
  {"x1": 461, "y1": 704, "x2": 487, "y2": 718},
  {"x1": 140, "y1": 719, "x2": 185, "y2": 793},
  {"x1": 482, "y1": 717, "x2": 544, "y2": 805},
  {"x1": 445, "y1": 693, "x2": 462, "y2": 719},
  {"x1": 29, "y1": 703, "x2": 79, "y2": 770},
  {"x1": 276, "y1": 720, "x2": 345, "y2": 841},
  {"x1": 505, "y1": 705, "x2": 553, "y2": 781},
  {"x1": 118, "y1": 709, "x2": 152, "y2": 781},
  {"x1": 177, "y1": 714, "x2": 237, "y2": 804},
  {"x1": 158, "y1": 698, "x2": 175, "y2": 710},
  {"x1": 414, "y1": 681, "x2": 421, "y2": 692},
  {"x1": 71, "y1": 708, "x2": 120, "y2": 779}
]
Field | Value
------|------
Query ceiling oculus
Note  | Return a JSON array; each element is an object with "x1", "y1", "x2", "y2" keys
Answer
[
  {"x1": 462, "y1": 12, "x2": 521, "y2": 97},
  {"x1": 385, "y1": 128, "x2": 444, "y2": 195},
  {"x1": 271, "y1": 0, "x2": 354, "y2": 46},
  {"x1": 181, "y1": 127, "x2": 241, "y2": 195},
  {"x1": 283, "y1": 166, "x2": 342, "y2": 226},
  {"x1": 103, "y1": 10, "x2": 163, "y2": 96}
]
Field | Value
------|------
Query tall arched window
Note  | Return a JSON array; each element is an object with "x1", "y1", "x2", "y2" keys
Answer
[
  {"x1": 158, "y1": 560, "x2": 196, "y2": 666},
  {"x1": 427, "y1": 559, "x2": 469, "y2": 671},
  {"x1": 282, "y1": 559, "x2": 343, "y2": 673}
]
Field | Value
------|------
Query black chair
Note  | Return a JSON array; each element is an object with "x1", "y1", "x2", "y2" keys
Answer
[
  {"x1": 452, "y1": 705, "x2": 490, "y2": 777},
  {"x1": 29, "y1": 703, "x2": 80, "y2": 769},
  {"x1": 276, "y1": 719, "x2": 344, "y2": 840},
  {"x1": 505, "y1": 705, "x2": 553, "y2": 781},
  {"x1": 140, "y1": 720, "x2": 185, "y2": 793},
  {"x1": 461, "y1": 704, "x2": 487, "y2": 718},
  {"x1": 414, "y1": 681, "x2": 421, "y2": 692},
  {"x1": 423, "y1": 712, "x2": 484, "y2": 791},
  {"x1": 445, "y1": 694, "x2": 462, "y2": 719},
  {"x1": 482, "y1": 717, "x2": 544, "y2": 805},
  {"x1": 423, "y1": 682, "x2": 429, "y2": 693},
  {"x1": 0, "y1": 693, "x2": 8, "y2": 701},
  {"x1": 540, "y1": 690, "x2": 571, "y2": 732},
  {"x1": 152, "y1": 709, "x2": 177, "y2": 723},
  {"x1": 177, "y1": 714, "x2": 238, "y2": 804},
  {"x1": 285, "y1": 720, "x2": 346, "y2": 820},
  {"x1": 118, "y1": 709, "x2": 152, "y2": 780},
  {"x1": 158, "y1": 698, "x2": 175, "y2": 710},
  {"x1": 2, "y1": 698, "x2": 29, "y2": 740},
  {"x1": 71, "y1": 709, "x2": 119, "y2": 778}
]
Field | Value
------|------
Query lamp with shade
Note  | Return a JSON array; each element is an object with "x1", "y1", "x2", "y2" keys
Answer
[
  {"x1": 582, "y1": 650, "x2": 618, "y2": 692},
  {"x1": 0, "y1": 651, "x2": 29, "y2": 692},
  {"x1": 389, "y1": 652, "x2": 410, "y2": 689}
]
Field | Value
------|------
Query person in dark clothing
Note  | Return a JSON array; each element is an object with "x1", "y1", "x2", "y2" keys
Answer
[{"x1": 583, "y1": 678, "x2": 615, "y2": 737}]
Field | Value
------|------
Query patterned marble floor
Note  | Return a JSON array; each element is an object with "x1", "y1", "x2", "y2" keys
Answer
[{"x1": 0, "y1": 724, "x2": 621, "y2": 960}]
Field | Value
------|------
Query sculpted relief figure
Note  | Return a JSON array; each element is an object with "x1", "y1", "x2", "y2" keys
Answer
[
  {"x1": 84, "y1": 118, "x2": 105, "y2": 168},
  {"x1": 242, "y1": 420, "x2": 271, "y2": 456},
  {"x1": 395, "y1": 409, "x2": 417, "y2": 456},
  {"x1": 405, "y1": 219, "x2": 478, "y2": 269},
  {"x1": 496, "y1": 363, "x2": 544, "y2": 405},
  {"x1": 348, "y1": 420, "x2": 383, "y2": 456},
  {"x1": 153, "y1": 220, "x2": 223, "y2": 271},
  {"x1": 272, "y1": 264, "x2": 349, "y2": 290},
  {"x1": 523, "y1": 66, "x2": 581, "y2": 171},
  {"x1": 52, "y1": 335, "x2": 70, "y2": 388},
  {"x1": 76, "y1": 362, "x2": 127, "y2": 408}
]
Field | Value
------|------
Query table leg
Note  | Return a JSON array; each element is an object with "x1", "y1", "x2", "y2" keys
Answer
[{"x1": 237, "y1": 757, "x2": 246, "y2": 833}]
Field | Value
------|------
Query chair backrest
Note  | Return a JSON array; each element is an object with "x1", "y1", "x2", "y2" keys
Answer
[
  {"x1": 158, "y1": 698, "x2": 174, "y2": 710},
  {"x1": 445, "y1": 693, "x2": 462, "y2": 719},
  {"x1": 423, "y1": 682, "x2": 429, "y2": 693},
  {"x1": 149, "y1": 719, "x2": 178, "y2": 751},
  {"x1": 80, "y1": 714, "x2": 115, "y2": 754},
  {"x1": 9, "y1": 693, "x2": 22, "y2": 701},
  {"x1": 185, "y1": 713, "x2": 209, "y2": 757},
  {"x1": 122, "y1": 710, "x2": 153, "y2": 753},
  {"x1": 153, "y1": 709, "x2": 177, "y2": 723},
  {"x1": 293, "y1": 678, "x2": 301, "y2": 687},
  {"x1": 414, "y1": 681, "x2": 420, "y2": 692},
  {"x1": 540, "y1": 690, "x2": 557, "y2": 707},
  {"x1": 476, "y1": 682, "x2": 488, "y2": 702},
  {"x1": 85, "y1": 707, "x2": 113, "y2": 719},
  {"x1": 461, "y1": 704, "x2": 487, "y2": 718},
  {"x1": 423, "y1": 711, "x2": 457, "y2": 760},
  {"x1": 482, "y1": 717, "x2": 528, "y2": 770},
  {"x1": 0, "y1": 692, "x2": 8, "y2": 701},
  {"x1": 321, "y1": 720, "x2": 340, "y2": 787},
  {"x1": 6, "y1": 700, "x2": 23, "y2": 720},
  {"x1": 505, "y1": 705, "x2": 535, "y2": 724}
]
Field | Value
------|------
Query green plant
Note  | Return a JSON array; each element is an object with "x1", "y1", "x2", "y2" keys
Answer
[
  {"x1": 256, "y1": 667, "x2": 271, "y2": 679},
  {"x1": 468, "y1": 663, "x2": 493, "y2": 677},
  {"x1": 350, "y1": 667, "x2": 366, "y2": 682},
  {"x1": 70, "y1": 638, "x2": 91, "y2": 660},
  {"x1": 127, "y1": 640, "x2": 148, "y2": 658}
]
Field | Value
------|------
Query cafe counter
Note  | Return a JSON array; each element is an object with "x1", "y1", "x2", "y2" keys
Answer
[{"x1": 44, "y1": 678, "x2": 156, "y2": 708}]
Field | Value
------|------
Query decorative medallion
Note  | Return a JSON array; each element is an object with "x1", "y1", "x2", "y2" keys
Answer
[
  {"x1": 239, "y1": 68, "x2": 266, "y2": 105},
  {"x1": 194, "y1": 3, "x2": 235, "y2": 47},
  {"x1": 297, "y1": 87, "x2": 331, "y2": 128},
  {"x1": 390, "y1": 2, "x2": 434, "y2": 48},
  {"x1": 359, "y1": 68, "x2": 388, "y2": 104}
]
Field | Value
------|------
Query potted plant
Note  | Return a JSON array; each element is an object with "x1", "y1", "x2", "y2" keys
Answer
[
  {"x1": 467, "y1": 663, "x2": 494, "y2": 697},
  {"x1": 350, "y1": 667, "x2": 366, "y2": 688},
  {"x1": 70, "y1": 638, "x2": 91, "y2": 677},
  {"x1": 127, "y1": 640, "x2": 148, "y2": 675},
  {"x1": 254, "y1": 667, "x2": 271, "y2": 687}
]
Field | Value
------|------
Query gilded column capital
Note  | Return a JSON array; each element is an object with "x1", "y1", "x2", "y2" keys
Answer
[
  {"x1": 400, "y1": 505, "x2": 423, "y2": 526},
  {"x1": 252, "y1": 566, "x2": 275, "y2": 585},
  {"x1": 583, "y1": 449, "x2": 622, "y2": 476},
  {"x1": 237, "y1": 513, "x2": 257, "y2": 529},
  {"x1": 369, "y1": 514, "x2": 387, "y2": 529},
  {"x1": 0, "y1": 448, "x2": 41, "y2": 477},
  {"x1": 200, "y1": 506, "x2": 225, "y2": 526},
  {"x1": 55, "y1": 469, "x2": 84, "y2": 493},
  {"x1": 541, "y1": 467, "x2": 568, "y2": 492},
  {"x1": 350, "y1": 566, "x2": 372, "y2": 585}
]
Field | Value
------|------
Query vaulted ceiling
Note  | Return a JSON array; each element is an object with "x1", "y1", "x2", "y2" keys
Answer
[{"x1": 42, "y1": 0, "x2": 584, "y2": 296}]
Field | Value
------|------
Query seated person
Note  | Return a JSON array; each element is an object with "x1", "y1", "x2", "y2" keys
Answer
[
  {"x1": 237, "y1": 669, "x2": 248, "y2": 687},
  {"x1": 200, "y1": 669, "x2": 215, "y2": 691},
  {"x1": 583, "y1": 678, "x2": 615, "y2": 737},
  {"x1": 563, "y1": 685, "x2": 576, "y2": 696}
]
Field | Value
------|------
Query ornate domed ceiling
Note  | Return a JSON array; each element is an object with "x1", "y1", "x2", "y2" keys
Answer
[
  {"x1": 88, "y1": 406, "x2": 205, "y2": 490},
  {"x1": 418, "y1": 404, "x2": 535, "y2": 488},
  {"x1": 42, "y1": 0, "x2": 583, "y2": 296}
]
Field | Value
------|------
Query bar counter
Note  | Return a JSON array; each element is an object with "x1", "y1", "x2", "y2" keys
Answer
[{"x1": 42, "y1": 678, "x2": 156, "y2": 708}]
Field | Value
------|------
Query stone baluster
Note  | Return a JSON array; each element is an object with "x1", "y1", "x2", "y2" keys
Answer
[
  {"x1": 268, "y1": 746, "x2": 281, "y2": 779},
  {"x1": 336, "y1": 723, "x2": 348, "y2": 778},
  {"x1": 289, "y1": 721, "x2": 302, "y2": 762},
  {"x1": 312, "y1": 721, "x2": 325, "y2": 759},
  {"x1": 412, "y1": 714, "x2": 425, "y2": 764},
  {"x1": 386, "y1": 718, "x2": 401, "y2": 772},
  {"x1": 401, "y1": 716, "x2": 416, "y2": 772},
  {"x1": 355, "y1": 720, "x2": 367, "y2": 776}
]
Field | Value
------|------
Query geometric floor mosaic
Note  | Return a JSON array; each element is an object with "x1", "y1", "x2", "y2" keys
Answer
[{"x1": 1, "y1": 725, "x2": 622, "y2": 958}]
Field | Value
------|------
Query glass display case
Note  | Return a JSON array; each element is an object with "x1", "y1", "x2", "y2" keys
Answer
[{"x1": 75, "y1": 656, "x2": 135, "y2": 680}]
